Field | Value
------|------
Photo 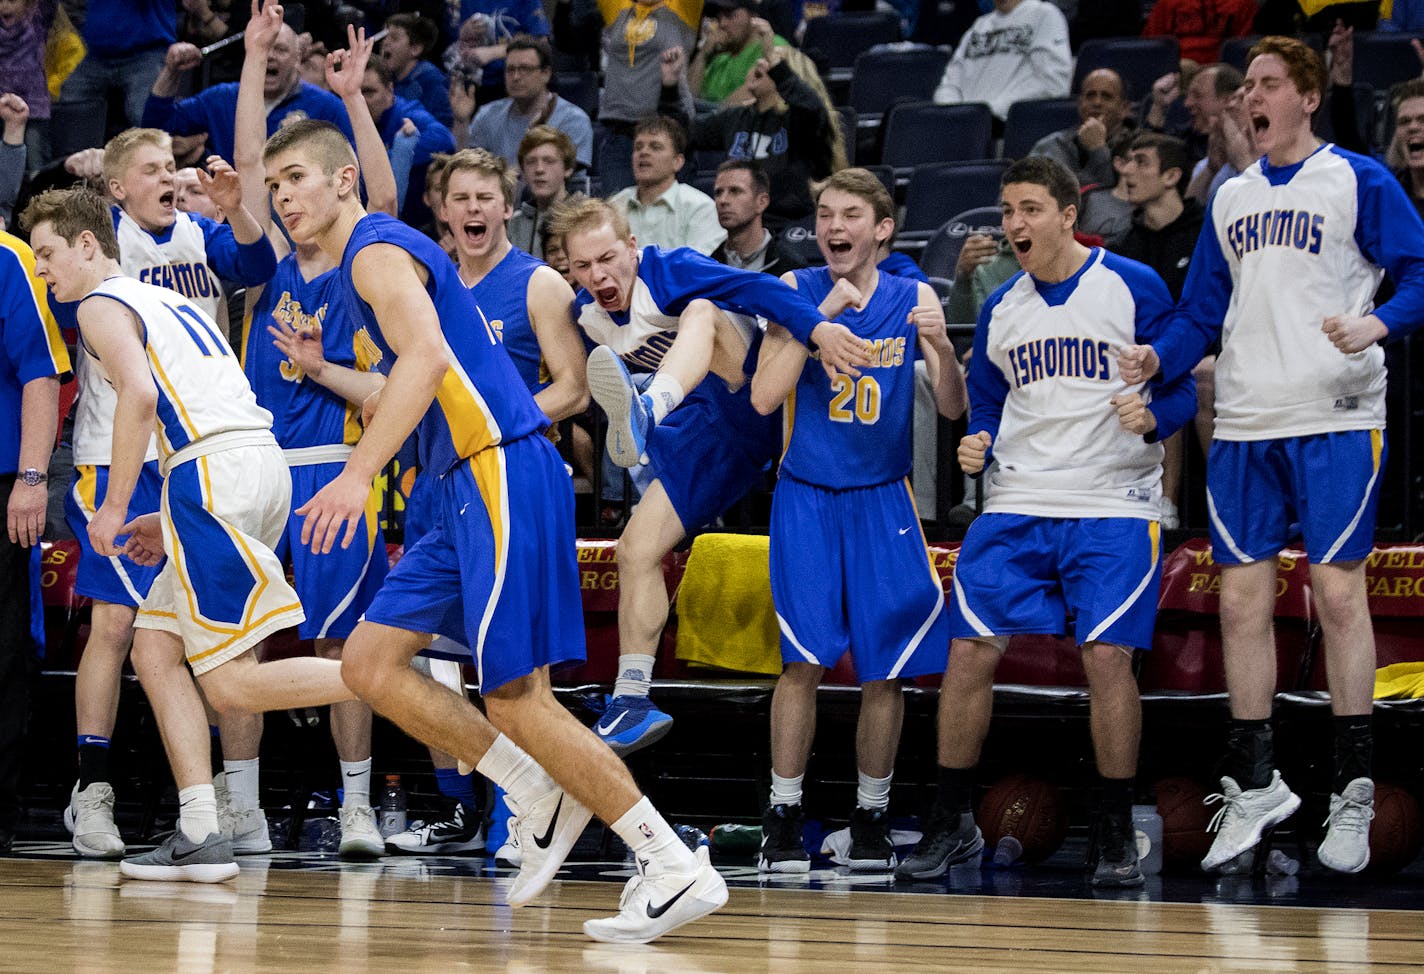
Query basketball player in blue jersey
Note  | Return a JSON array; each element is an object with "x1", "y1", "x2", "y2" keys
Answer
[
  {"x1": 224, "y1": 8, "x2": 398, "y2": 859},
  {"x1": 750, "y1": 169, "x2": 967, "y2": 874},
  {"x1": 263, "y1": 119, "x2": 727, "y2": 942},
  {"x1": 61, "y1": 125, "x2": 279, "y2": 860},
  {"x1": 22, "y1": 187, "x2": 357, "y2": 884},
  {"x1": 555, "y1": 197, "x2": 868, "y2": 755},
  {"x1": 1119, "y1": 37, "x2": 1424, "y2": 876},
  {"x1": 380, "y1": 146, "x2": 590, "y2": 858},
  {"x1": 898, "y1": 157, "x2": 1196, "y2": 888}
]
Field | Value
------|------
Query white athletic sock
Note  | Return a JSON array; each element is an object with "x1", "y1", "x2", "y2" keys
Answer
[
  {"x1": 475, "y1": 734, "x2": 554, "y2": 810},
  {"x1": 770, "y1": 772, "x2": 804, "y2": 808},
  {"x1": 179, "y1": 784, "x2": 220, "y2": 842},
  {"x1": 612, "y1": 654, "x2": 656, "y2": 699},
  {"x1": 222, "y1": 758, "x2": 260, "y2": 811},
  {"x1": 340, "y1": 758, "x2": 373, "y2": 808},
  {"x1": 857, "y1": 771, "x2": 893, "y2": 811},
  {"x1": 645, "y1": 374, "x2": 685, "y2": 424},
  {"x1": 612, "y1": 796, "x2": 697, "y2": 874}
]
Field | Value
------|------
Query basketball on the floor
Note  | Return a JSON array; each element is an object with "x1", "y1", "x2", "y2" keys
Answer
[
  {"x1": 1368, "y1": 783, "x2": 1422, "y2": 876},
  {"x1": 977, "y1": 773, "x2": 1067, "y2": 864},
  {"x1": 1155, "y1": 776, "x2": 1213, "y2": 870}
]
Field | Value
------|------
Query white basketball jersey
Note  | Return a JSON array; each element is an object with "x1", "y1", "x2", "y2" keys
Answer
[
  {"x1": 74, "y1": 210, "x2": 231, "y2": 464},
  {"x1": 81, "y1": 276, "x2": 271, "y2": 463}
]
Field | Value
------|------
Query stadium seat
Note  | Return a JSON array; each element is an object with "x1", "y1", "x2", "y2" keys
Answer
[
  {"x1": 835, "y1": 104, "x2": 858, "y2": 165},
  {"x1": 1219, "y1": 35, "x2": 1261, "y2": 72},
  {"x1": 847, "y1": 48, "x2": 952, "y2": 122},
  {"x1": 553, "y1": 71, "x2": 600, "y2": 122},
  {"x1": 692, "y1": 148, "x2": 727, "y2": 175},
  {"x1": 691, "y1": 171, "x2": 717, "y2": 197},
  {"x1": 1352, "y1": 31, "x2": 1424, "y2": 93},
  {"x1": 1002, "y1": 98, "x2": 1080, "y2": 161},
  {"x1": 900, "y1": 160, "x2": 1010, "y2": 235},
  {"x1": 778, "y1": 214, "x2": 823, "y2": 268},
  {"x1": 1315, "y1": 83, "x2": 1380, "y2": 152},
  {"x1": 1072, "y1": 37, "x2": 1179, "y2": 101},
  {"x1": 1140, "y1": 539, "x2": 1314, "y2": 696},
  {"x1": 803, "y1": 11, "x2": 902, "y2": 81},
  {"x1": 918, "y1": 205, "x2": 1003, "y2": 280},
  {"x1": 882, "y1": 101, "x2": 994, "y2": 172}
]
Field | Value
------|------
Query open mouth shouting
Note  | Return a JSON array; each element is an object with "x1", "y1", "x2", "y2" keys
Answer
[
  {"x1": 460, "y1": 219, "x2": 490, "y2": 250},
  {"x1": 825, "y1": 238, "x2": 853, "y2": 258},
  {"x1": 594, "y1": 284, "x2": 621, "y2": 310}
]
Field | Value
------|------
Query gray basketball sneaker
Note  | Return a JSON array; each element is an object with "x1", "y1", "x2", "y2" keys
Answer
[{"x1": 119, "y1": 831, "x2": 239, "y2": 883}]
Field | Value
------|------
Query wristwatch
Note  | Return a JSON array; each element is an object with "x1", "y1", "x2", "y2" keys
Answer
[{"x1": 19, "y1": 468, "x2": 46, "y2": 487}]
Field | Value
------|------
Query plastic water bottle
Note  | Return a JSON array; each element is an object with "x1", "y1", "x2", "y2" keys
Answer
[
  {"x1": 378, "y1": 774, "x2": 408, "y2": 838},
  {"x1": 1133, "y1": 804, "x2": 1163, "y2": 876}
]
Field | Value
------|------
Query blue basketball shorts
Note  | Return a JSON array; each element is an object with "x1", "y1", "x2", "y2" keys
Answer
[
  {"x1": 275, "y1": 460, "x2": 387, "y2": 640},
  {"x1": 134, "y1": 442, "x2": 305, "y2": 676},
  {"x1": 64, "y1": 461, "x2": 165, "y2": 606},
  {"x1": 646, "y1": 377, "x2": 781, "y2": 533},
  {"x1": 949, "y1": 513, "x2": 1163, "y2": 651},
  {"x1": 771, "y1": 475, "x2": 949, "y2": 681},
  {"x1": 362, "y1": 434, "x2": 586, "y2": 692},
  {"x1": 1206, "y1": 430, "x2": 1385, "y2": 565}
]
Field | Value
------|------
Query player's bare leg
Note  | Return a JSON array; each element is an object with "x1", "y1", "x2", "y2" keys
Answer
[
  {"x1": 213, "y1": 702, "x2": 269, "y2": 854},
  {"x1": 342, "y1": 621, "x2": 726, "y2": 936},
  {"x1": 1203, "y1": 559, "x2": 1301, "y2": 873},
  {"x1": 657, "y1": 299, "x2": 754, "y2": 392},
  {"x1": 1310, "y1": 559, "x2": 1376, "y2": 873},
  {"x1": 317, "y1": 638, "x2": 383, "y2": 857},
  {"x1": 896, "y1": 638, "x2": 996, "y2": 880},
  {"x1": 196, "y1": 649, "x2": 355, "y2": 714},
  {"x1": 849, "y1": 678, "x2": 905, "y2": 870},
  {"x1": 759, "y1": 661, "x2": 822, "y2": 873},
  {"x1": 1081, "y1": 640, "x2": 1144, "y2": 885},
  {"x1": 68, "y1": 602, "x2": 136, "y2": 857},
  {"x1": 591, "y1": 482, "x2": 684, "y2": 754}
]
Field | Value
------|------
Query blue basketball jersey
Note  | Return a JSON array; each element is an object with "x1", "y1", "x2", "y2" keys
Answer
[
  {"x1": 780, "y1": 268, "x2": 921, "y2": 489},
  {"x1": 244, "y1": 255, "x2": 377, "y2": 450},
  {"x1": 468, "y1": 245, "x2": 546, "y2": 394},
  {"x1": 339, "y1": 213, "x2": 547, "y2": 475}
]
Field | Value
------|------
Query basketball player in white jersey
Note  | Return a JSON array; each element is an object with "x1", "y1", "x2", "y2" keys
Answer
[
  {"x1": 1120, "y1": 36, "x2": 1424, "y2": 875},
  {"x1": 23, "y1": 185, "x2": 353, "y2": 883},
  {"x1": 63, "y1": 126, "x2": 278, "y2": 858}
]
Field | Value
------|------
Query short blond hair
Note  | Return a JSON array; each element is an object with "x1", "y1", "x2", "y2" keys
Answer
[
  {"x1": 547, "y1": 196, "x2": 629, "y2": 245},
  {"x1": 20, "y1": 187, "x2": 121, "y2": 260},
  {"x1": 442, "y1": 148, "x2": 517, "y2": 207},
  {"x1": 102, "y1": 128, "x2": 173, "y2": 188},
  {"x1": 262, "y1": 118, "x2": 358, "y2": 175}
]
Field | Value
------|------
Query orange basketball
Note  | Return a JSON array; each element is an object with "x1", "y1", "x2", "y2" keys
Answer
[
  {"x1": 1368, "y1": 783, "x2": 1422, "y2": 876},
  {"x1": 1155, "y1": 776, "x2": 1214, "y2": 870},
  {"x1": 976, "y1": 773, "x2": 1068, "y2": 864}
]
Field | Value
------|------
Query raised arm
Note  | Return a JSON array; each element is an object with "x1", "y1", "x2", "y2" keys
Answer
[
  {"x1": 235, "y1": 0, "x2": 287, "y2": 242},
  {"x1": 527, "y1": 265, "x2": 590, "y2": 422},
  {"x1": 77, "y1": 297, "x2": 158, "y2": 556},
  {"x1": 327, "y1": 24, "x2": 399, "y2": 216}
]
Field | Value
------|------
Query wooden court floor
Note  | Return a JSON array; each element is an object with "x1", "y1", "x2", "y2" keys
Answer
[{"x1": 2, "y1": 851, "x2": 1422, "y2": 973}]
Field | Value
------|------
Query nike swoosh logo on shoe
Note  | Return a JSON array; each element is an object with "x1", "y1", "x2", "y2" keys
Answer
[
  {"x1": 168, "y1": 840, "x2": 212, "y2": 863},
  {"x1": 597, "y1": 712, "x2": 628, "y2": 737},
  {"x1": 645, "y1": 880, "x2": 695, "y2": 919},
  {"x1": 533, "y1": 796, "x2": 563, "y2": 849}
]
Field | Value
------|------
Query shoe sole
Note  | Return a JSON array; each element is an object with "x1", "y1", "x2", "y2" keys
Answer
[
  {"x1": 1318, "y1": 844, "x2": 1370, "y2": 874},
  {"x1": 505, "y1": 800, "x2": 594, "y2": 907},
  {"x1": 757, "y1": 857, "x2": 811, "y2": 874},
  {"x1": 582, "y1": 872, "x2": 729, "y2": 944},
  {"x1": 119, "y1": 860, "x2": 240, "y2": 883},
  {"x1": 72, "y1": 836, "x2": 126, "y2": 859},
  {"x1": 586, "y1": 349, "x2": 642, "y2": 468},
  {"x1": 604, "y1": 717, "x2": 674, "y2": 758},
  {"x1": 1202, "y1": 792, "x2": 1302, "y2": 872},
  {"x1": 846, "y1": 856, "x2": 897, "y2": 872},
  {"x1": 1091, "y1": 869, "x2": 1146, "y2": 888},
  {"x1": 339, "y1": 841, "x2": 386, "y2": 859},
  {"x1": 894, "y1": 835, "x2": 985, "y2": 881},
  {"x1": 386, "y1": 840, "x2": 486, "y2": 855},
  {"x1": 232, "y1": 837, "x2": 274, "y2": 855}
]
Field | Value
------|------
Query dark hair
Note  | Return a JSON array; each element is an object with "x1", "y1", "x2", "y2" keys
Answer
[
  {"x1": 716, "y1": 159, "x2": 770, "y2": 196},
  {"x1": 1128, "y1": 131, "x2": 1188, "y2": 180},
  {"x1": 1204, "y1": 62, "x2": 1245, "y2": 98},
  {"x1": 505, "y1": 33, "x2": 553, "y2": 71},
  {"x1": 633, "y1": 115, "x2": 687, "y2": 156},
  {"x1": 384, "y1": 13, "x2": 439, "y2": 56},
  {"x1": 1001, "y1": 156, "x2": 1080, "y2": 211},
  {"x1": 1247, "y1": 36, "x2": 1327, "y2": 100},
  {"x1": 364, "y1": 56, "x2": 394, "y2": 88},
  {"x1": 20, "y1": 187, "x2": 122, "y2": 260}
]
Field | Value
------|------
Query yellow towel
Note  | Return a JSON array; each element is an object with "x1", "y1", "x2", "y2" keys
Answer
[
  {"x1": 1375, "y1": 661, "x2": 1424, "y2": 699},
  {"x1": 45, "y1": 7, "x2": 85, "y2": 101},
  {"x1": 675, "y1": 533, "x2": 782, "y2": 676}
]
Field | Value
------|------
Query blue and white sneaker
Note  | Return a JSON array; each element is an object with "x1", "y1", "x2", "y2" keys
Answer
[
  {"x1": 587, "y1": 346, "x2": 653, "y2": 468},
  {"x1": 593, "y1": 695, "x2": 674, "y2": 756}
]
